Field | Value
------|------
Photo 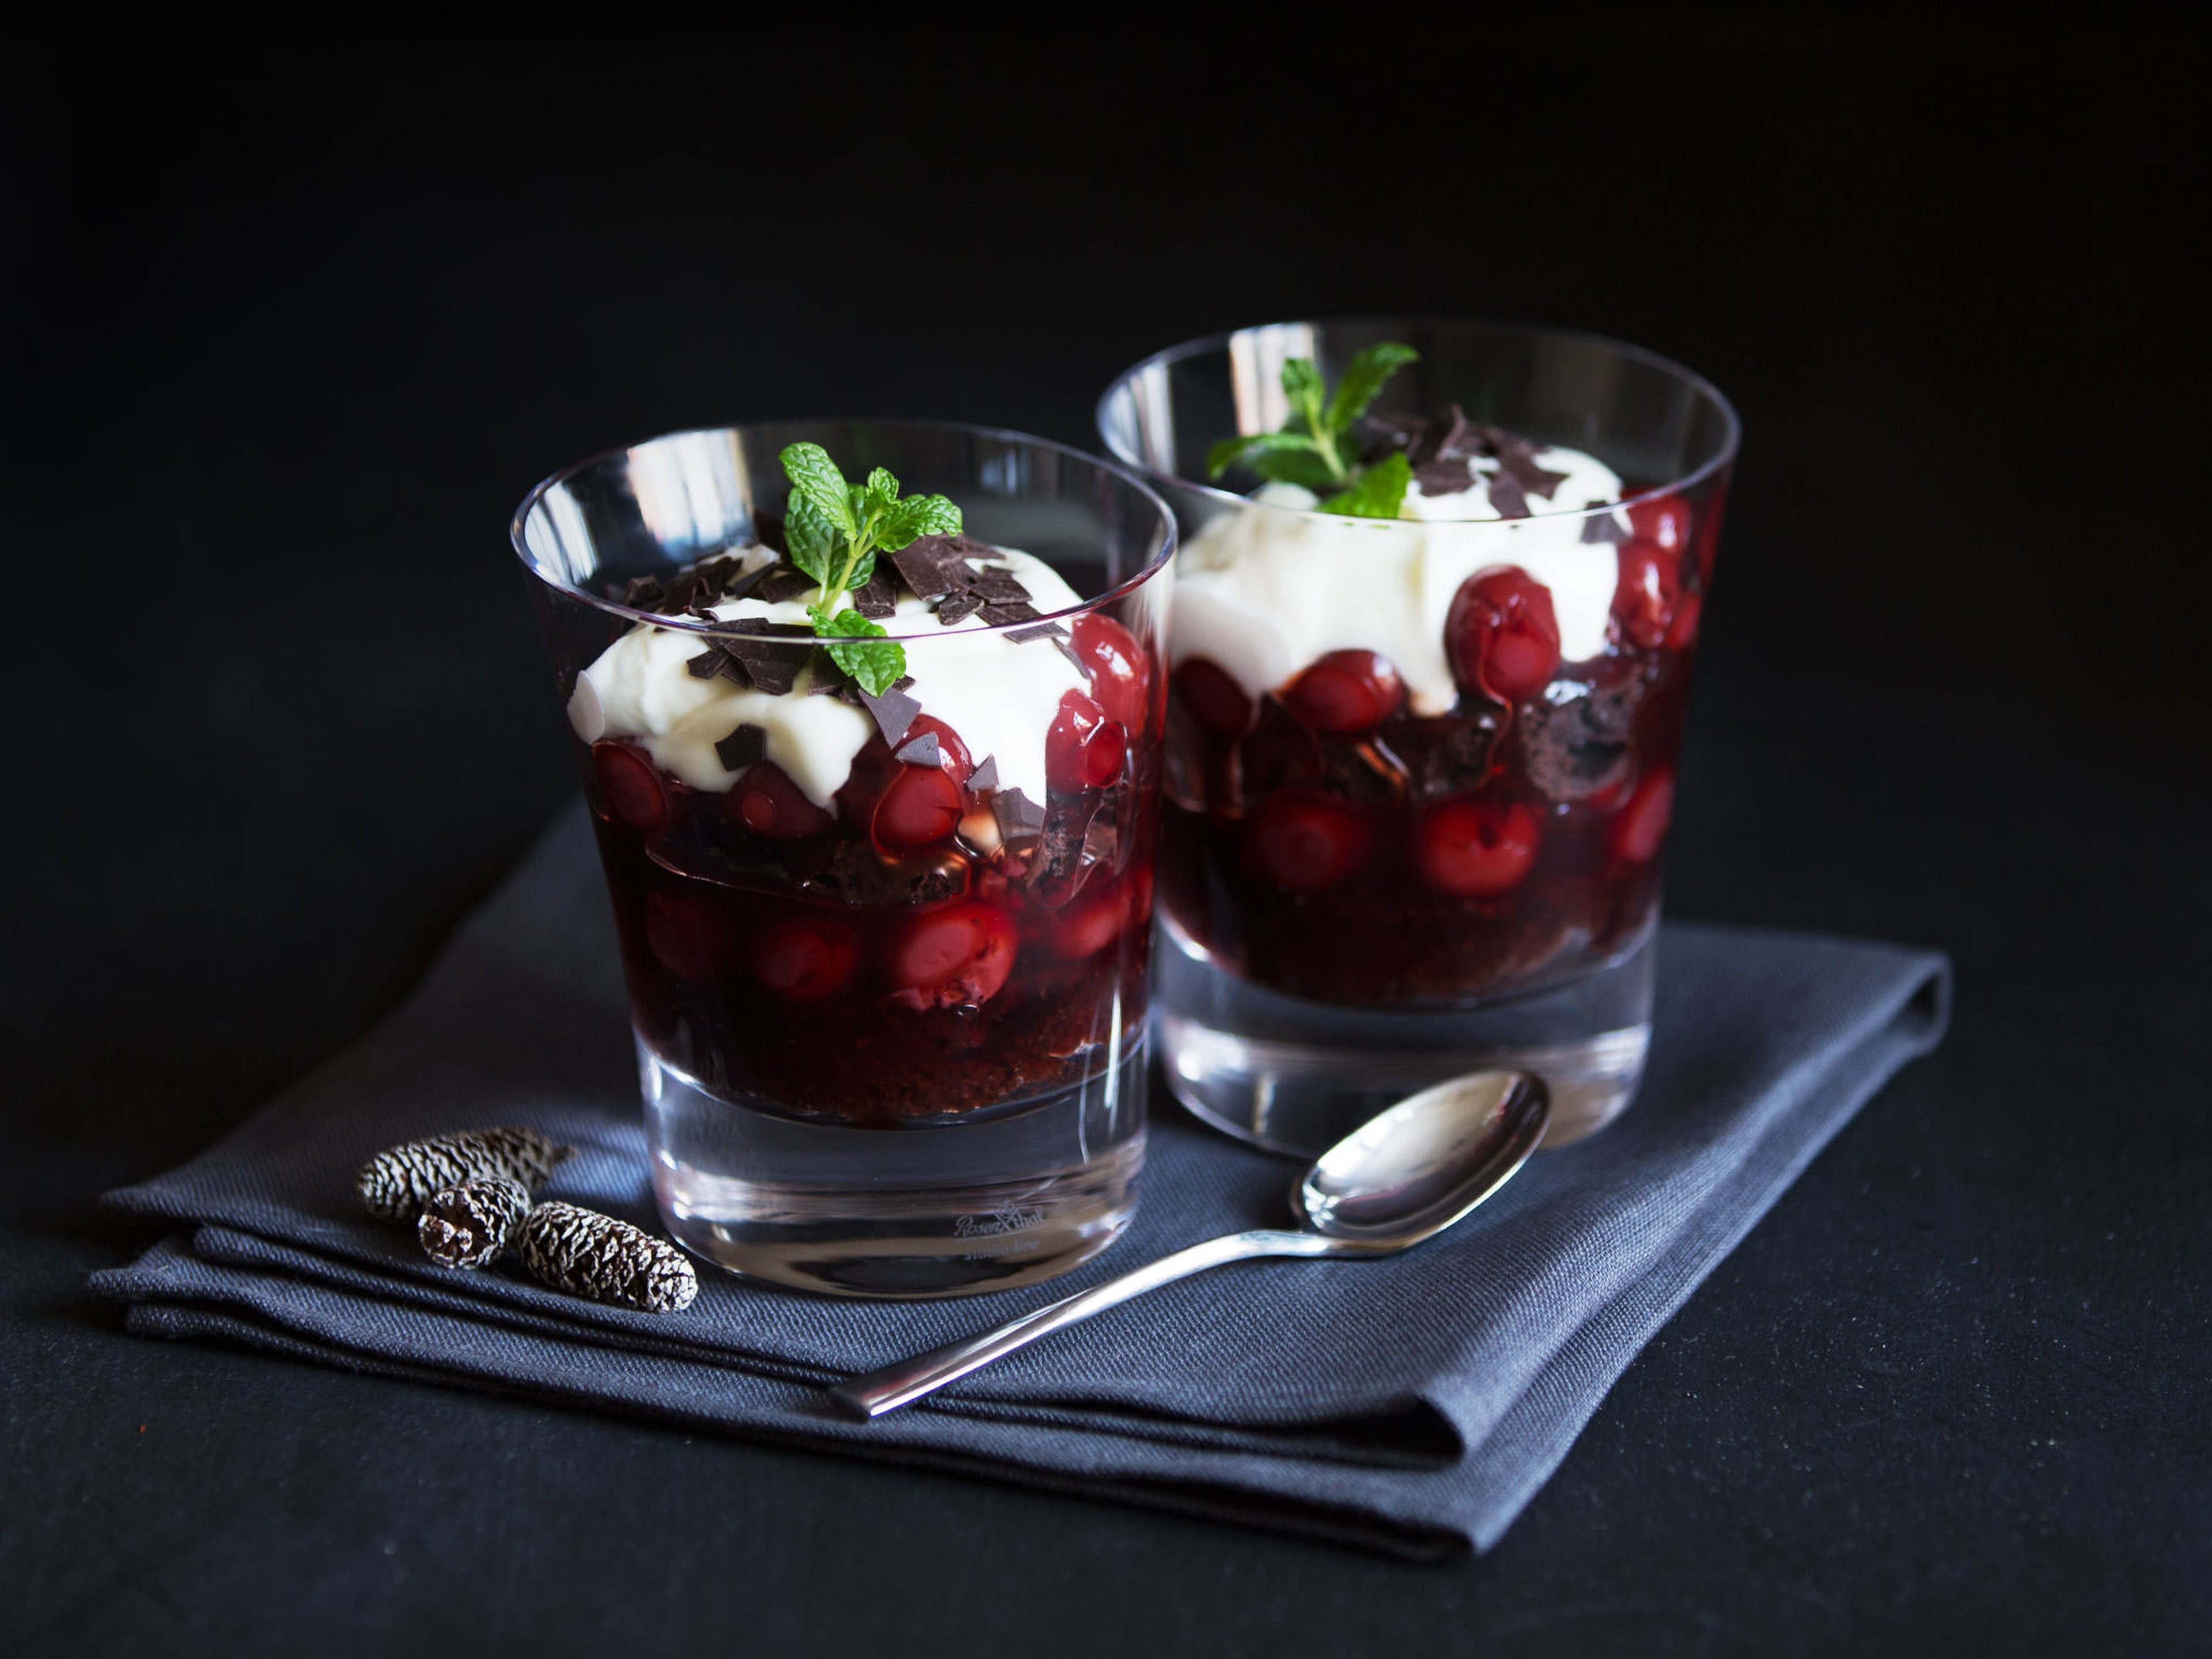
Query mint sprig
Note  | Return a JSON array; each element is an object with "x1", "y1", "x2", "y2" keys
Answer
[
  {"x1": 1205, "y1": 341, "x2": 1420, "y2": 519},
  {"x1": 775, "y1": 443, "x2": 961, "y2": 696},
  {"x1": 1320, "y1": 451, "x2": 1412, "y2": 520}
]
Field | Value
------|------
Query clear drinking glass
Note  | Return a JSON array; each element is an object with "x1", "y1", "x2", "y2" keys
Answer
[
  {"x1": 1096, "y1": 319, "x2": 1738, "y2": 1153},
  {"x1": 512, "y1": 422, "x2": 1176, "y2": 1297}
]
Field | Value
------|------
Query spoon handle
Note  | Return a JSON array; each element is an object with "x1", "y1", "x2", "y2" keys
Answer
[{"x1": 827, "y1": 1229, "x2": 1338, "y2": 1419}]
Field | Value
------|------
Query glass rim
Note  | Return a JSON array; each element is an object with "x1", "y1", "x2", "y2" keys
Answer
[
  {"x1": 1092, "y1": 314, "x2": 1743, "y2": 525},
  {"x1": 510, "y1": 416, "x2": 1180, "y2": 644}
]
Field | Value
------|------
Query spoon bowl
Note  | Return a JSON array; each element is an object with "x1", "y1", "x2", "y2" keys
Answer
[
  {"x1": 1293, "y1": 1069, "x2": 1550, "y2": 1244},
  {"x1": 830, "y1": 1069, "x2": 1551, "y2": 1419}
]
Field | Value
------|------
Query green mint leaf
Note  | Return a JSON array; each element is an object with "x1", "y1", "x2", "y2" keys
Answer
[
  {"x1": 1207, "y1": 431, "x2": 1321, "y2": 480},
  {"x1": 809, "y1": 607, "x2": 906, "y2": 697},
  {"x1": 877, "y1": 492, "x2": 962, "y2": 550},
  {"x1": 783, "y1": 493, "x2": 839, "y2": 585},
  {"x1": 1249, "y1": 444, "x2": 1343, "y2": 492},
  {"x1": 778, "y1": 443, "x2": 858, "y2": 537},
  {"x1": 1325, "y1": 342, "x2": 1420, "y2": 434},
  {"x1": 864, "y1": 467, "x2": 900, "y2": 514},
  {"x1": 1279, "y1": 356, "x2": 1323, "y2": 409},
  {"x1": 1320, "y1": 452, "x2": 1412, "y2": 519},
  {"x1": 843, "y1": 547, "x2": 877, "y2": 591}
]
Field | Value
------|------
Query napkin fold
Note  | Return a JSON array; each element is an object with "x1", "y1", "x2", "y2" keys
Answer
[{"x1": 93, "y1": 808, "x2": 1948, "y2": 1559}]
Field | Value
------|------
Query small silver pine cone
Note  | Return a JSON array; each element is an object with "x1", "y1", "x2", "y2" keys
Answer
[
  {"x1": 516, "y1": 1202, "x2": 697, "y2": 1314},
  {"x1": 418, "y1": 1174, "x2": 534, "y2": 1270},
  {"x1": 356, "y1": 1127, "x2": 575, "y2": 1223}
]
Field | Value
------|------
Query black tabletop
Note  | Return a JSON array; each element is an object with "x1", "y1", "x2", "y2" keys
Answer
[{"x1": 6, "y1": 20, "x2": 2207, "y2": 1656}]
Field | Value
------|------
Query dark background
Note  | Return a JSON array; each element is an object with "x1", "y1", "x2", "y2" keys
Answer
[{"x1": 5, "y1": 17, "x2": 2207, "y2": 1655}]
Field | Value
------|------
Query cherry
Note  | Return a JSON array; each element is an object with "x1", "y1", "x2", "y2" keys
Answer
[
  {"x1": 1244, "y1": 790, "x2": 1374, "y2": 891},
  {"x1": 1046, "y1": 689, "x2": 1127, "y2": 792},
  {"x1": 1070, "y1": 613, "x2": 1151, "y2": 731},
  {"x1": 1172, "y1": 658, "x2": 1255, "y2": 737},
  {"x1": 1624, "y1": 493, "x2": 1691, "y2": 555},
  {"x1": 643, "y1": 890, "x2": 722, "y2": 980},
  {"x1": 593, "y1": 741, "x2": 668, "y2": 832},
  {"x1": 885, "y1": 901, "x2": 1018, "y2": 1010},
  {"x1": 1414, "y1": 800, "x2": 1540, "y2": 898},
  {"x1": 749, "y1": 912, "x2": 862, "y2": 1002},
  {"x1": 1665, "y1": 590, "x2": 1703, "y2": 650},
  {"x1": 873, "y1": 715, "x2": 973, "y2": 851},
  {"x1": 1613, "y1": 537, "x2": 1681, "y2": 650},
  {"x1": 732, "y1": 762, "x2": 833, "y2": 839},
  {"x1": 1282, "y1": 650, "x2": 1406, "y2": 734},
  {"x1": 1611, "y1": 768, "x2": 1675, "y2": 864},
  {"x1": 1445, "y1": 569, "x2": 1560, "y2": 701},
  {"x1": 1049, "y1": 888, "x2": 1129, "y2": 960}
]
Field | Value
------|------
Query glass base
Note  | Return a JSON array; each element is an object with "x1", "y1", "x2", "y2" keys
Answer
[
  {"x1": 641, "y1": 1037, "x2": 1146, "y2": 1299},
  {"x1": 1154, "y1": 922, "x2": 1654, "y2": 1158}
]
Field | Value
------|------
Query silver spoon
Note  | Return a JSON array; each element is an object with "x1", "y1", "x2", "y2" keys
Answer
[{"x1": 828, "y1": 1068, "x2": 1550, "y2": 1419}]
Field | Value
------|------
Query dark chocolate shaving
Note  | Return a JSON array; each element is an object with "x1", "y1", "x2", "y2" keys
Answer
[
  {"x1": 888, "y1": 535, "x2": 970, "y2": 600},
  {"x1": 935, "y1": 590, "x2": 984, "y2": 626},
  {"x1": 685, "y1": 648, "x2": 724, "y2": 680},
  {"x1": 714, "y1": 725, "x2": 766, "y2": 771},
  {"x1": 966, "y1": 755, "x2": 999, "y2": 793},
  {"x1": 968, "y1": 569, "x2": 1030, "y2": 602},
  {"x1": 978, "y1": 601, "x2": 1040, "y2": 627},
  {"x1": 724, "y1": 616, "x2": 813, "y2": 637},
  {"x1": 1005, "y1": 620, "x2": 1066, "y2": 644},
  {"x1": 1580, "y1": 511, "x2": 1630, "y2": 545},
  {"x1": 848, "y1": 573, "x2": 898, "y2": 619},
  {"x1": 756, "y1": 566, "x2": 819, "y2": 605},
  {"x1": 893, "y1": 729, "x2": 944, "y2": 767},
  {"x1": 722, "y1": 635, "x2": 807, "y2": 695},
  {"x1": 1371, "y1": 404, "x2": 1573, "y2": 516},
  {"x1": 804, "y1": 657, "x2": 848, "y2": 695},
  {"x1": 859, "y1": 686, "x2": 921, "y2": 747},
  {"x1": 991, "y1": 787, "x2": 1046, "y2": 842}
]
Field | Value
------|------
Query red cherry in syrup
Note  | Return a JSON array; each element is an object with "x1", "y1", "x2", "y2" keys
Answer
[
  {"x1": 1611, "y1": 768, "x2": 1675, "y2": 864},
  {"x1": 1414, "y1": 800, "x2": 1540, "y2": 898},
  {"x1": 1282, "y1": 650, "x2": 1406, "y2": 734},
  {"x1": 593, "y1": 741, "x2": 668, "y2": 832},
  {"x1": 1624, "y1": 493, "x2": 1691, "y2": 554},
  {"x1": 885, "y1": 901, "x2": 1018, "y2": 1009},
  {"x1": 1070, "y1": 613, "x2": 1151, "y2": 732},
  {"x1": 1172, "y1": 658, "x2": 1256, "y2": 737},
  {"x1": 1445, "y1": 569, "x2": 1561, "y2": 701},
  {"x1": 644, "y1": 889, "x2": 723, "y2": 980},
  {"x1": 1245, "y1": 790, "x2": 1374, "y2": 891},
  {"x1": 733, "y1": 762, "x2": 833, "y2": 839},
  {"x1": 1046, "y1": 690, "x2": 1127, "y2": 792},
  {"x1": 749, "y1": 912, "x2": 862, "y2": 1002},
  {"x1": 1665, "y1": 590, "x2": 1702, "y2": 649},
  {"x1": 1050, "y1": 888, "x2": 1129, "y2": 960},
  {"x1": 873, "y1": 715, "x2": 973, "y2": 851},
  {"x1": 1613, "y1": 537, "x2": 1681, "y2": 650}
]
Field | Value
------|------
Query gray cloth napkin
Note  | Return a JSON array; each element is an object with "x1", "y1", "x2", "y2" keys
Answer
[{"x1": 92, "y1": 808, "x2": 1949, "y2": 1559}]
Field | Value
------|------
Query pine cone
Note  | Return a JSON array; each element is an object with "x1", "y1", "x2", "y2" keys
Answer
[
  {"x1": 516, "y1": 1202, "x2": 697, "y2": 1313},
  {"x1": 356, "y1": 1127, "x2": 574, "y2": 1222},
  {"x1": 417, "y1": 1174, "x2": 533, "y2": 1270}
]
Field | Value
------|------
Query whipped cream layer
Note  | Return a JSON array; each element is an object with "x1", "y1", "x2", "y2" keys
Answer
[
  {"x1": 569, "y1": 546, "x2": 1085, "y2": 806},
  {"x1": 1173, "y1": 446, "x2": 1626, "y2": 715}
]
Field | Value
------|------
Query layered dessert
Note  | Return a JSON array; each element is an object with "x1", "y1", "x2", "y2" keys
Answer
[
  {"x1": 570, "y1": 446, "x2": 1157, "y2": 1124},
  {"x1": 1161, "y1": 345, "x2": 1720, "y2": 1006}
]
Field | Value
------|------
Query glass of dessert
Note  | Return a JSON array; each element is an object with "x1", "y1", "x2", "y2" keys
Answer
[
  {"x1": 512, "y1": 423, "x2": 1175, "y2": 1297},
  {"x1": 1096, "y1": 319, "x2": 1738, "y2": 1153}
]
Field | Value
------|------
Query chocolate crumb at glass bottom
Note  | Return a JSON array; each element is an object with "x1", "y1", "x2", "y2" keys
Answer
[
  {"x1": 1100, "y1": 319, "x2": 1738, "y2": 1157},
  {"x1": 516, "y1": 422, "x2": 1174, "y2": 1297}
]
